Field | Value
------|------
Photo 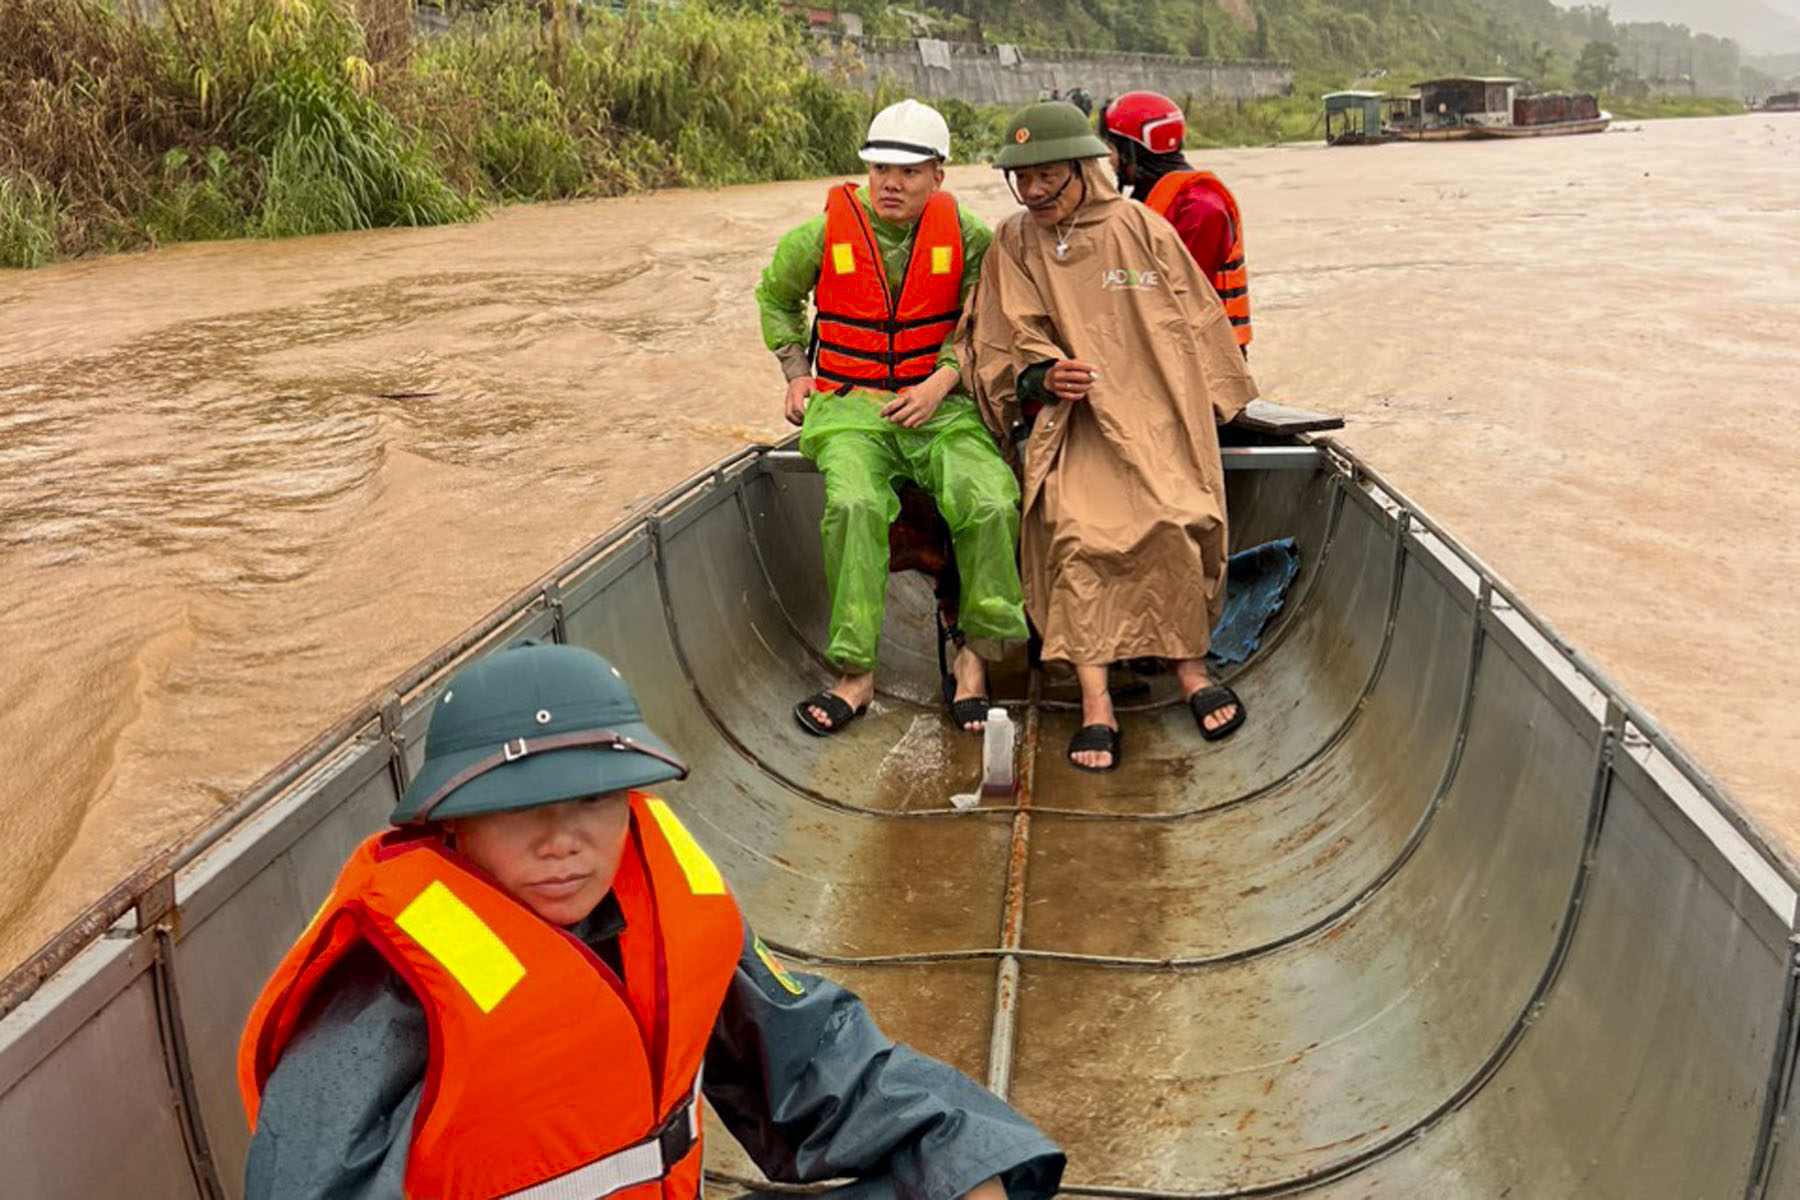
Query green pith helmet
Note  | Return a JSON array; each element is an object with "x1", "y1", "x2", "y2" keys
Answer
[
  {"x1": 391, "y1": 643, "x2": 688, "y2": 824},
  {"x1": 992, "y1": 101, "x2": 1111, "y2": 170}
]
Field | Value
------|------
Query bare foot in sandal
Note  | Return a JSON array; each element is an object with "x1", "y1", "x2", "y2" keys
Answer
[
  {"x1": 1070, "y1": 663, "x2": 1119, "y2": 770},
  {"x1": 797, "y1": 672, "x2": 874, "y2": 736},
  {"x1": 948, "y1": 645, "x2": 990, "y2": 733},
  {"x1": 1175, "y1": 658, "x2": 1244, "y2": 740}
]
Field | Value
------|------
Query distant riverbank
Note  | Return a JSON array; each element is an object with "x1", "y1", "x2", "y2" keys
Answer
[{"x1": 0, "y1": 0, "x2": 1749, "y2": 269}]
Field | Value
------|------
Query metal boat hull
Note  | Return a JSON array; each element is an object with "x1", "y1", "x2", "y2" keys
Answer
[
  {"x1": 1467, "y1": 115, "x2": 1613, "y2": 138},
  {"x1": 2, "y1": 440, "x2": 1796, "y2": 1198}
]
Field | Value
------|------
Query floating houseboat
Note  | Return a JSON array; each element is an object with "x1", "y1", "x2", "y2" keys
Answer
[
  {"x1": 1322, "y1": 90, "x2": 1388, "y2": 144},
  {"x1": 1470, "y1": 90, "x2": 1611, "y2": 137},
  {"x1": 1370, "y1": 76, "x2": 1610, "y2": 141}
]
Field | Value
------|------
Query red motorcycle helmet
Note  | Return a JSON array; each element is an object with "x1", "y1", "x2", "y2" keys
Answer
[{"x1": 1101, "y1": 91, "x2": 1186, "y2": 154}]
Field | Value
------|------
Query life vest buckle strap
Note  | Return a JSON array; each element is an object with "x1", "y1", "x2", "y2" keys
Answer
[
  {"x1": 494, "y1": 1078, "x2": 701, "y2": 1200},
  {"x1": 655, "y1": 1099, "x2": 697, "y2": 1175}
]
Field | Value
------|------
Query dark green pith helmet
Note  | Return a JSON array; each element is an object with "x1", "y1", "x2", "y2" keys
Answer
[
  {"x1": 992, "y1": 101, "x2": 1111, "y2": 169},
  {"x1": 391, "y1": 643, "x2": 688, "y2": 824}
]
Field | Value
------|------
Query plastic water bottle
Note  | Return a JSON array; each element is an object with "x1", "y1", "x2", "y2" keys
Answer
[{"x1": 981, "y1": 707, "x2": 1016, "y2": 797}]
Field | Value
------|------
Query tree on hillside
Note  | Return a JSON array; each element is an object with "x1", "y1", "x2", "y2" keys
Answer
[{"x1": 1575, "y1": 39, "x2": 1619, "y2": 90}]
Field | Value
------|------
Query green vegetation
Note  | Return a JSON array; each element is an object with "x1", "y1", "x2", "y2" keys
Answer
[
  {"x1": 1179, "y1": 95, "x2": 1327, "y2": 146},
  {"x1": 0, "y1": 0, "x2": 477, "y2": 263},
  {"x1": 1602, "y1": 93, "x2": 1746, "y2": 118},
  {"x1": 0, "y1": 0, "x2": 872, "y2": 266},
  {"x1": 902, "y1": 0, "x2": 1754, "y2": 103},
  {"x1": 0, "y1": 0, "x2": 1759, "y2": 267},
  {"x1": 0, "y1": 173, "x2": 61, "y2": 269}
]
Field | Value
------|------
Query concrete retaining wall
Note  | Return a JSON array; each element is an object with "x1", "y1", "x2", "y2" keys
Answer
[{"x1": 817, "y1": 38, "x2": 1292, "y2": 106}]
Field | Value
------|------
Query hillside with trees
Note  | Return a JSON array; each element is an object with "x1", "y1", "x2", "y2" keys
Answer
[{"x1": 830, "y1": 0, "x2": 1765, "y2": 96}]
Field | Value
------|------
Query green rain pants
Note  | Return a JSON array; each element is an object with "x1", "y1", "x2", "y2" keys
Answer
[{"x1": 799, "y1": 394, "x2": 1026, "y2": 674}]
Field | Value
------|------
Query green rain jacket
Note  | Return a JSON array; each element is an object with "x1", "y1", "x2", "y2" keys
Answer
[{"x1": 756, "y1": 187, "x2": 994, "y2": 457}]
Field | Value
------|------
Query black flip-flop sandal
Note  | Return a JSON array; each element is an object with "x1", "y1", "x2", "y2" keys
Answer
[
  {"x1": 794, "y1": 691, "x2": 867, "y2": 737},
  {"x1": 937, "y1": 618, "x2": 989, "y2": 734},
  {"x1": 1188, "y1": 684, "x2": 1246, "y2": 742},
  {"x1": 1067, "y1": 723, "x2": 1122, "y2": 772}
]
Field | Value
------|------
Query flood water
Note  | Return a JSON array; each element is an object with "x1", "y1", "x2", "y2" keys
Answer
[{"x1": 0, "y1": 114, "x2": 1796, "y2": 970}]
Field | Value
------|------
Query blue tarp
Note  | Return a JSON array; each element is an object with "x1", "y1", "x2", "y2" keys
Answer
[{"x1": 1207, "y1": 538, "x2": 1302, "y2": 666}]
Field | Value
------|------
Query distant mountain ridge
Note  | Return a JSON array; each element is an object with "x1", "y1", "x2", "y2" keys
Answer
[
  {"x1": 1553, "y1": 0, "x2": 1800, "y2": 53},
  {"x1": 890, "y1": 0, "x2": 1780, "y2": 88}
]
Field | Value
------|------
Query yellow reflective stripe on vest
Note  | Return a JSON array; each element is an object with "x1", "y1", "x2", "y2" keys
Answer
[
  {"x1": 645, "y1": 799, "x2": 726, "y2": 896},
  {"x1": 930, "y1": 245, "x2": 952, "y2": 275},
  {"x1": 395, "y1": 880, "x2": 526, "y2": 1013},
  {"x1": 831, "y1": 243, "x2": 855, "y2": 274}
]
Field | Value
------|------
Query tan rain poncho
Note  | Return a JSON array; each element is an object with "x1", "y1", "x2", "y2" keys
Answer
[{"x1": 960, "y1": 158, "x2": 1258, "y2": 665}]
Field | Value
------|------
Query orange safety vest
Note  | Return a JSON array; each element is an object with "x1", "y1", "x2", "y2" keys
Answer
[
  {"x1": 812, "y1": 182, "x2": 964, "y2": 392},
  {"x1": 239, "y1": 792, "x2": 743, "y2": 1200},
  {"x1": 1144, "y1": 171, "x2": 1252, "y2": 348}
]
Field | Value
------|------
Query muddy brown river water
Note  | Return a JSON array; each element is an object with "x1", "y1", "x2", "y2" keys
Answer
[{"x1": 0, "y1": 114, "x2": 1795, "y2": 971}]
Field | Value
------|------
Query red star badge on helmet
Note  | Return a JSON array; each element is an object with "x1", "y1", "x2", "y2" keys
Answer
[{"x1": 1015, "y1": 128, "x2": 1031, "y2": 143}]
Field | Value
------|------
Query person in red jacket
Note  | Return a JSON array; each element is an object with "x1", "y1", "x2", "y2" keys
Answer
[
  {"x1": 1099, "y1": 92, "x2": 1252, "y2": 353},
  {"x1": 239, "y1": 642, "x2": 1064, "y2": 1200}
]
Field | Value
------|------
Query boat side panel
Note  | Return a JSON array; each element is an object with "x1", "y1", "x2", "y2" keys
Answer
[
  {"x1": 1023, "y1": 522, "x2": 1471, "y2": 956},
  {"x1": 1763, "y1": 1113, "x2": 1800, "y2": 1198},
  {"x1": 1309, "y1": 756, "x2": 1790, "y2": 1197},
  {"x1": 674, "y1": 472, "x2": 981, "y2": 800},
  {"x1": 1028, "y1": 474, "x2": 1393, "y2": 813},
  {"x1": 1008, "y1": 631, "x2": 1598, "y2": 1189},
  {"x1": 557, "y1": 521, "x2": 1012, "y2": 957},
  {"x1": 0, "y1": 971, "x2": 200, "y2": 1199},
  {"x1": 174, "y1": 762, "x2": 401, "y2": 1193}
]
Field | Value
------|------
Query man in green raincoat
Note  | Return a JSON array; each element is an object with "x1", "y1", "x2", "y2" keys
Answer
[{"x1": 757, "y1": 99, "x2": 1027, "y2": 737}]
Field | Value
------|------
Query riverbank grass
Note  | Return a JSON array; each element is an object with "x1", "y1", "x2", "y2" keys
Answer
[
  {"x1": 1603, "y1": 94, "x2": 1746, "y2": 119},
  {"x1": 0, "y1": 0, "x2": 871, "y2": 266}
]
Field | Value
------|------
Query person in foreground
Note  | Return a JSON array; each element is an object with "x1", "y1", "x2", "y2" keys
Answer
[
  {"x1": 238, "y1": 642, "x2": 1065, "y2": 1200},
  {"x1": 960, "y1": 102, "x2": 1258, "y2": 773},
  {"x1": 758, "y1": 98, "x2": 1028, "y2": 736}
]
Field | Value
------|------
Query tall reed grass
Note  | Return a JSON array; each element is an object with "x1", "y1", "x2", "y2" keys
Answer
[{"x1": 0, "y1": 0, "x2": 876, "y2": 266}]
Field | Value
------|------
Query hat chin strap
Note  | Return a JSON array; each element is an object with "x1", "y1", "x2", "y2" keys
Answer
[
  {"x1": 1008, "y1": 164, "x2": 1085, "y2": 214},
  {"x1": 408, "y1": 728, "x2": 691, "y2": 823}
]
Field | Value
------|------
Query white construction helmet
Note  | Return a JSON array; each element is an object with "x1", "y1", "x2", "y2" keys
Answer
[{"x1": 858, "y1": 99, "x2": 952, "y2": 165}]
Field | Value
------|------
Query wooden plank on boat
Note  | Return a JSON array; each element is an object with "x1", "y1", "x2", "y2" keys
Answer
[{"x1": 1231, "y1": 398, "x2": 1345, "y2": 434}]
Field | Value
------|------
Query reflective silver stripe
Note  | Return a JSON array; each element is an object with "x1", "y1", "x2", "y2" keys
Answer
[{"x1": 498, "y1": 1140, "x2": 664, "y2": 1200}]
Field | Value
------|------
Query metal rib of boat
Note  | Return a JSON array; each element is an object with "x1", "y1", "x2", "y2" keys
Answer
[{"x1": 1, "y1": 440, "x2": 1795, "y2": 1198}]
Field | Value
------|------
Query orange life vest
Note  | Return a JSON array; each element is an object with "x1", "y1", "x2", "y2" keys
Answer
[
  {"x1": 238, "y1": 792, "x2": 743, "y2": 1200},
  {"x1": 1144, "y1": 170, "x2": 1252, "y2": 347},
  {"x1": 812, "y1": 182, "x2": 964, "y2": 393}
]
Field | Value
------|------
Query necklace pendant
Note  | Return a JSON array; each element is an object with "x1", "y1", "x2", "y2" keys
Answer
[{"x1": 1054, "y1": 241, "x2": 1069, "y2": 259}]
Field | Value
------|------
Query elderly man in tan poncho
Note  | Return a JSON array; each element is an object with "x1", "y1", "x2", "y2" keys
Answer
[{"x1": 960, "y1": 102, "x2": 1259, "y2": 772}]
